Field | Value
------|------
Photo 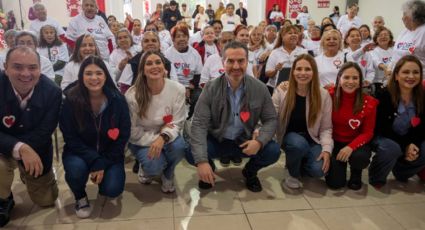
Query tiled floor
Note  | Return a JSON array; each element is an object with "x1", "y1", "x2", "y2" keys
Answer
[{"x1": 4, "y1": 145, "x2": 425, "y2": 230}]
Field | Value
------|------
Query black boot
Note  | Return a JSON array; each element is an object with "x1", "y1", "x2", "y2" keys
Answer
[
  {"x1": 132, "y1": 160, "x2": 139, "y2": 174},
  {"x1": 347, "y1": 169, "x2": 362, "y2": 190},
  {"x1": 0, "y1": 194, "x2": 15, "y2": 227},
  {"x1": 242, "y1": 168, "x2": 262, "y2": 192}
]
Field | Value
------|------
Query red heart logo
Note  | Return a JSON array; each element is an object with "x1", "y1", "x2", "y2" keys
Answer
[
  {"x1": 174, "y1": 63, "x2": 181, "y2": 69},
  {"x1": 107, "y1": 128, "x2": 120, "y2": 141},
  {"x1": 348, "y1": 119, "x2": 361, "y2": 129},
  {"x1": 333, "y1": 59, "x2": 342, "y2": 68},
  {"x1": 163, "y1": 114, "x2": 173, "y2": 124},
  {"x1": 411, "y1": 116, "x2": 421, "y2": 127},
  {"x1": 240, "y1": 111, "x2": 250, "y2": 123},
  {"x1": 2, "y1": 115, "x2": 15, "y2": 128},
  {"x1": 409, "y1": 46, "x2": 415, "y2": 54},
  {"x1": 218, "y1": 68, "x2": 225, "y2": 75},
  {"x1": 183, "y1": 68, "x2": 190, "y2": 77},
  {"x1": 360, "y1": 59, "x2": 367, "y2": 67}
]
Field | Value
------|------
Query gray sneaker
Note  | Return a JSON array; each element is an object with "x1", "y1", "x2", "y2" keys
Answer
[{"x1": 75, "y1": 196, "x2": 92, "y2": 219}]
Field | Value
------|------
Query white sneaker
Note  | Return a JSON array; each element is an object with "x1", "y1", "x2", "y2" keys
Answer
[
  {"x1": 161, "y1": 174, "x2": 175, "y2": 193},
  {"x1": 138, "y1": 164, "x2": 153, "y2": 184},
  {"x1": 284, "y1": 176, "x2": 302, "y2": 189},
  {"x1": 75, "y1": 196, "x2": 92, "y2": 218}
]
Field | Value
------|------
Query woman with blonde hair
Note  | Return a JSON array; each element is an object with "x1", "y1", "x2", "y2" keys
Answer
[{"x1": 273, "y1": 54, "x2": 333, "y2": 189}]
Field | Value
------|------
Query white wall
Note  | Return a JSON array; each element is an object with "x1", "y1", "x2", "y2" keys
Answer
[
  {"x1": 358, "y1": 0, "x2": 405, "y2": 37},
  {"x1": 3, "y1": 0, "x2": 406, "y2": 37}
]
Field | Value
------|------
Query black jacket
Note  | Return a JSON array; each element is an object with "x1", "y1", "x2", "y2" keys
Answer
[
  {"x1": 0, "y1": 73, "x2": 62, "y2": 175},
  {"x1": 60, "y1": 88, "x2": 130, "y2": 172},
  {"x1": 162, "y1": 9, "x2": 182, "y2": 31},
  {"x1": 375, "y1": 89, "x2": 425, "y2": 150}
]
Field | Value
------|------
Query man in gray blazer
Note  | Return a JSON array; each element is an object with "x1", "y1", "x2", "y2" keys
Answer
[{"x1": 187, "y1": 41, "x2": 280, "y2": 192}]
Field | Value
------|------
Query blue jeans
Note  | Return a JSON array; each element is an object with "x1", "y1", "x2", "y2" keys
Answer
[
  {"x1": 283, "y1": 132, "x2": 325, "y2": 178},
  {"x1": 369, "y1": 137, "x2": 425, "y2": 185},
  {"x1": 129, "y1": 135, "x2": 186, "y2": 179},
  {"x1": 185, "y1": 135, "x2": 280, "y2": 175},
  {"x1": 63, "y1": 154, "x2": 125, "y2": 200}
]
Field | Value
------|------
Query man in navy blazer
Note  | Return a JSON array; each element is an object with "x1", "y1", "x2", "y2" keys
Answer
[{"x1": 0, "y1": 46, "x2": 62, "y2": 227}]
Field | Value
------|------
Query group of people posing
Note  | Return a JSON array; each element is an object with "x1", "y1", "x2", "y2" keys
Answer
[{"x1": 1, "y1": 0, "x2": 425, "y2": 227}]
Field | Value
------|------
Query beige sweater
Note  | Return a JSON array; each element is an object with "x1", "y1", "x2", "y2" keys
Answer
[
  {"x1": 272, "y1": 87, "x2": 334, "y2": 153},
  {"x1": 125, "y1": 79, "x2": 187, "y2": 147}
]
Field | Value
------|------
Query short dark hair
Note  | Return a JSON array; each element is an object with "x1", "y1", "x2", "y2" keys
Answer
[
  {"x1": 6, "y1": 46, "x2": 40, "y2": 66},
  {"x1": 222, "y1": 41, "x2": 248, "y2": 60},
  {"x1": 226, "y1": 3, "x2": 235, "y2": 9},
  {"x1": 210, "y1": 20, "x2": 223, "y2": 28}
]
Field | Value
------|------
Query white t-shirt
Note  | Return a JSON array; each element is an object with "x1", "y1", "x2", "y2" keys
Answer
[
  {"x1": 265, "y1": 46, "x2": 308, "y2": 88},
  {"x1": 61, "y1": 60, "x2": 115, "y2": 90},
  {"x1": 109, "y1": 45, "x2": 141, "y2": 81},
  {"x1": 204, "y1": 43, "x2": 219, "y2": 61},
  {"x1": 195, "y1": 13, "x2": 210, "y2": 30},
  {"x1": 158, "y1": 30, "x2": 173, "y2": 53},
  {"x1": 315, "y1": 51, "x2": 349, "y2": 87},
  {"x1": 29, "y1": 17, "x2": 65, "y2": 38},
  {"x1": 200, "y1": 53, "x2": 224, "y2": 85},
  {"x1": 370, "y1": 46, "x2": 394, "y2": 83},
  {"x1": 221, "y1": 14, "x2": 241, "y2": 31},
  {"x1": 337, "y1": 15, "x2": 362, "y2": 37},
  {"x1": 132, "y1": 34, "x2": 143, "y2": 46},
  {"x1": 296, "y1": 12, "x2": 311, "y2": 30},
  {"x1": 303, "y1": 39, "x2": 321, "y2": 57},
  {"x1": 344, "y1": 48, "x2": 375, "y2": 83},
  {"x1": 66, "y1": 13, "x2": 115, "y2": 60},
  {"x1": 126, "y1": 79, "x2": 187, "y2": 146},
  {"x1": 165, "y1": 46, "x2": 203, "y2": 87},
  {"x1": 37, "y1": 43, "x2": 69, "y2": 76},
  {"x1": 189, "y1": 31, "x2": 203, "y2": 46},
  {"x1": 269, "y1": 11, "x2": 284, "y2": 21},
  {"x1": 392, "y1": 24, "x2": 425, "y2": 75}
]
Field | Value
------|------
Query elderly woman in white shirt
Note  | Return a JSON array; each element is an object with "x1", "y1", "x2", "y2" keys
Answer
[{"x1": 109, "y1": 28, "x2": 141, "y2": 82}]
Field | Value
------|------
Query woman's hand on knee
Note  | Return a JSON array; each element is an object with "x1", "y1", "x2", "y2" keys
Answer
[
  {"x1": 317, "y1": 151, "x2": 331, "y2": 173},
  {"x1": 90, "y1": 170, "x2": 104, "y2": 184},
  {"x1": 336, "y1": 146, "x2": 353, "y2": 162}
]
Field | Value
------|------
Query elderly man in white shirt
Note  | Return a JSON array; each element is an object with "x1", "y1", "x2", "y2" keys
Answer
[{"x1": 29, "y1": 3, "x2": 65, "y2": 39}]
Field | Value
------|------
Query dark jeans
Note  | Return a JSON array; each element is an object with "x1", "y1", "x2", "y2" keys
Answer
[
  {"x1": 185, "y1": 135, "x2": 280, "y2": 176},
  {"x1": 63, "y1": 154, "x2": 125, "y2": 200},
  {"x1": 282, "y1": 132, "x2": 325, "y2": 178},
  {"x1": 325, "y1": 141, "x2": 372, "y2": 189},
  {"x1": 369, "y1": 137, "x2": 425, "y2": 185}
]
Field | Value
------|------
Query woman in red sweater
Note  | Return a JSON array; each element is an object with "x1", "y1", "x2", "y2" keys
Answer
[{"x1": 325, "y1": 62, "x2": 378, "y2": 190}]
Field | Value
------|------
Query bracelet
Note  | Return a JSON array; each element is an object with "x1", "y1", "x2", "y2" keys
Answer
[{"x1": 160, "y1": 133, "x2": 170, "y2": 143}]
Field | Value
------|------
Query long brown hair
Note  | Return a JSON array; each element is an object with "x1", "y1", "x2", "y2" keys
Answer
[
  {"x1": 387, "y1": 55, "x2": 424, "y2": 115},
  {"x1": 131, "y1": 50, "x2": 168, "y2": 118},
  {"x1": 282, "y1": 54, "x2": 321, "y2": 127},
  {"x1": 333, "y1": 62, "x2": 364, "y2": 114}
]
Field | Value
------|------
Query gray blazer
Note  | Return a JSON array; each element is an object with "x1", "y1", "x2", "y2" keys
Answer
[{"x1": 190, "y1": 75, "x2": 277, "y2": 164}]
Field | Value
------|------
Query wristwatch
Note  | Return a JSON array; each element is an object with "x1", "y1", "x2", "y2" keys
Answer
[{"x1": 160, "y1": 133, "x2": 170, "y2": 143}]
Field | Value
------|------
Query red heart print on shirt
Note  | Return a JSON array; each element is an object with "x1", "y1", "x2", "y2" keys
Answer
[
  {"x1": 87, "y1": 28, "x2": 94, "y2": 33},
  {"x1": 174, "y1": 63, "x2": 181, "y2": 69},
  {"x1": 411, "y1": 116, "x2": 421, "y2": 127},
  {"x1": 360, "y1": 59, "x2": 367, "y2": 67},
  {"x1": 183, "y1": 68, "x2": 190, "y2": 77},
  {"x1": 2, "y1": 115, "x2": 15, "y2": 128},
  {"x1": 240, "y1": 111, "x2": 250, "y2": 123},
  {"x1": 348, "y1": 119, "x2": 361, "y2": 130},
  {"x1": 107, "y1": 128, "x2": 120, "y2": 140},
  {"x1": 218, "y1": 69, "x2": 225, "y2": 75},
  {"x1": 333, "y1": 59, "x2": 342, "y2": 68},
  {"x1": 163, "y1": 114, "x2": 173, "y2": 124},
  {"x1": 409, "y1": 46, "x2": 416, "y2": 54}
]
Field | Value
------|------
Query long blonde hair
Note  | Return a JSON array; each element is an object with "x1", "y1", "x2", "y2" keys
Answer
[
  {"x1": 133, "y1": 51, "x2": 167, "y2": 118},
  {"x1": 281, "y1": 54, "x2": 322, "y2": 127}
]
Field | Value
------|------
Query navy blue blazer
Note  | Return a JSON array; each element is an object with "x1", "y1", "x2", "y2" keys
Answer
[
  {"x1": 59, "y1": 88, "x2": 131, "y2": 172},
  {"x1": 0, "y1": 73, "x2": 62, "y2": 174}
]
